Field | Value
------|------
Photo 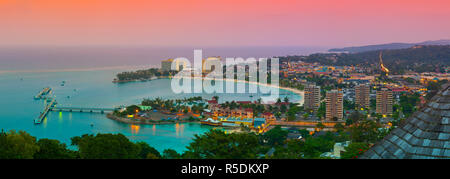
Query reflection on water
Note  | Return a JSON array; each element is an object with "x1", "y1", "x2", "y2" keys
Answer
[
  {"x1": 175, "y1": 123, "x2": 185, "y2": 137},
  {"x1": 43, "y1": 117, "x2": 47, "y2": 128},
  {"x1": 58, "y1": 112, "x2": 63, "y2": 124},
  {"x1": 131, "y1": 124, "x2": 140, "y2": 134},
  {"x1": 0, "y1": 69, "x2": 301, "y2": 153}
]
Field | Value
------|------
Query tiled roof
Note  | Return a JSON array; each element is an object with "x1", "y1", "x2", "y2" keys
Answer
[{"x1": 361, "y1": 83, "x2": 450, "y2": 159}]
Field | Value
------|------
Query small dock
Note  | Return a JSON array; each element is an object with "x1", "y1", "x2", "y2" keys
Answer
[
  {"x1": 34, "y1": 87, "x2": 52, "y2": 99},
  {"x1": 33, "y1": 86, "x2": 120, "y2": 124},
  {"x1": 34, "y1": 99, "x2": 57, "y2": 124}
]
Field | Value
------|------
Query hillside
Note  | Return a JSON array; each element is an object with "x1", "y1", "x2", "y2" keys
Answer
[
  {"x1": 329, "y1": 39, "x2": 450, "y2": 53},
  {"x1": 280, "y1": 45, "x2": 450, "y2": 74}
]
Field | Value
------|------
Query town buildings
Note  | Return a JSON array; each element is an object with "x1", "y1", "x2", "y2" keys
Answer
[
  {"x1": 161, "y1": 59, "x2": 187, "y2": 72},
  {"x1": 355, "y1": 84, "x2": 370, "y2": 110},
  {"x1": 304, "y1": 84, "x2": 321, "y2": 113},
  {"x1": 376, "y1": 88, "x2": 393, "y2": 116},
  {"x1": 325, "y1": 90, "x2": 344, "y2": 121}
]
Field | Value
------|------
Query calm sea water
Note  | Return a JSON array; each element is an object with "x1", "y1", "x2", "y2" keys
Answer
[
  {"x1": 0, "y1": 46, "x2": 328, "y2": 71},
  {"x1": 0, "y1": 69, "x2": 301, "y2": 152}
]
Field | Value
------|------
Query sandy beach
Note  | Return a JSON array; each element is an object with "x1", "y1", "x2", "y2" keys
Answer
[{"x1": 174, "y1": 76, "x2": 305, "y2": 105}]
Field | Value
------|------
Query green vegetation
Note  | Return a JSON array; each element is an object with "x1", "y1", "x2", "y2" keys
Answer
[
  {"x1": 347, "y1": 120, "x2": 384, "y2": 143},
  {"x1": 182, "y1": 130, "x2": 260, "y2": 159},
  {"x1": 71, "y1": 133, "x2": 141, "y2": 159},
  {"x1": 262, "y1": 126, "x2": 288, "y2": 146},
  {"x1": 340, "y1": 142, "x2": 371, "y2": 159},
  {"x1": 115, "y1": 68, "x2": 172, "y2": 81},
  {"x1": 425, "y1": 79, "x2": 449, "y2": 100},
  {"x1": 1, "y1": 121, "x2": 389, "y2": 159},
  {"x1": 0, "y1": 130, "x2": 40, "y2": 159},
  {"x1": 114, "y1": 96, "x2": 207, "y2": 117},
  {"x1": 0, "y1": 130, "x2": 164, "y2": 159},
  {"x1": 399, "y1": 92, "x2": 420, "y2": 118},
  {"x1": 343, "y1": 99, "x2": 355, "y2": 110},
  {"x1": 279, "y1": 45, "x2": 450, "y2": 74},
  {"x1": 35, "y1": 139, "x2": 77, "y2": 159},
  {"x1": 162, "y1": 149, "x2": 181, "y2": 159},
  {"x1": 316, "y1": 102, "x2": 326, "y2": 119}
]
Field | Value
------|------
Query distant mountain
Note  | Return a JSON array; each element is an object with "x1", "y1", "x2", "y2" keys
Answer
[{"x1": 329, "y1": 39, "x2": 450, "y2": 53}]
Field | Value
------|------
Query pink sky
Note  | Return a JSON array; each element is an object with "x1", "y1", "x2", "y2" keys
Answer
[{"x1": 0, "y1": 0, "x2": 449, "y2": 47}]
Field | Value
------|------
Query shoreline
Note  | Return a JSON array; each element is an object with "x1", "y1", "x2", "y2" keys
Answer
[
  {"x1": 113, "y1": 75, "x2": 304, "y2": 104},
  {"x1": 178, "y1": 76, "x2": 305, "y2": 105},
  {"x1": 106, "y1": 113, "x2": 200, "y2": 125},
  {"x1": 106, "y1": 113, "x2": 241, "y2": 131}
]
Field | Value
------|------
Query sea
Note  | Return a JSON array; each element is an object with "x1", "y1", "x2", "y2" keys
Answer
[{"x1": 0, "y1": 46, "x2": 322, "y2": 152}]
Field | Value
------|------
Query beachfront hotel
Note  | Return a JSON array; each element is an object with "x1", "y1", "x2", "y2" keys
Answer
[
  {"x1": 202, "y1": 56, "x2": 222, "y2": 73},
  {"x1": 325, "y1": 90, "x2": 344, "y2": 121},
  {"x1": 161, "y1": 59, "x2": 187, "y2": 72}
]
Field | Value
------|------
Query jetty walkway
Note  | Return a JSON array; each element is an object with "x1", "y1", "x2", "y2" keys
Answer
[{"x1": 33, "y1": 87, "x2": 119, "y2": 124}]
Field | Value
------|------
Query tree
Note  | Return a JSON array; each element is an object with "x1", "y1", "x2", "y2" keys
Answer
[
  {"x1": 71, "y1": 133, "x2": 140, "y2": 159},
  {"x1": 34, "y1": 139, "x2": 76, "y2": 159},
  {"x1": 182, "y1": 130, "x2": 259, "y2": 159},
  {"x1": 283, "y1": 96, "x2": 289, "y2": 103},
  {"x1": 280, "y1": 104, "x2": 287, "y2": 113},
  {"x1": 347, "y1": 120, "x2": 382, "y2": 143},
  {"x1": 125, "y1": 105, "x2": 141, "y2": 115},
  {"x1": 346, "y1": 111, "x2": 363, "y2": 126},
  {"x1": 317, "y1": 102, "x2": 326, "y2": 119},
  {"x1": 303, "y1": 113, "x2": 309, "y2": 119},
  {"x1": 301, "y1": 134, "x2": 335, "y2": 158},
  {"x1": 136, "y1": 141, "x2": 161, "y2": 159},
  {"x1": 343, "y1": 99, "x2": 355, "y2": 110},
  {"x1": 271, "y1": 140, "x2": 304, "y2": 159},
  {"x1": 340, "y1": 142, "x2": 371, "y2": 159},
  {"x1": 263, "y1": 126, "x2": 289, "y2": 146},
  {"x1": 334, "y1": 123, "x2": 345, "y2": 133},
  {"x1": 370, "y1": 99, "x2": 376, "y2": 110},
  {"x1": 0, "y1": 130, "x2": 40, "y2": 159},
  {"x1": 399, "y1": 93, "x2": 420, "y2": 118},
  {"x1": 146, "y1": 153, "x2": 160, "y2": 159},
  {"x1": 274, "y1": 112, "x2": 281, "y2": 119},
  {"x1": 162, "y1": 149, "x2": 181, "y2": 159}
]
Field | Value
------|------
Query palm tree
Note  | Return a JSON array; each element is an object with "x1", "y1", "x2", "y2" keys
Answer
[{"x1": 283, "y1": 96, "x2": 289, "y2": 103}]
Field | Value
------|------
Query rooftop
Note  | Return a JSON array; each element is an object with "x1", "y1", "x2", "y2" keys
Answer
[{"x1": 361, "y1": 83, "x2": 450, "y2": 159}]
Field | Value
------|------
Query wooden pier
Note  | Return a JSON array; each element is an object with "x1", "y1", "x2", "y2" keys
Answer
[
  {"x1": 34, "y1": 99, "x2": 57, "y2": 124},
  {"x1": 34, "y1": 87, "x2": 52, "y2": 99},
  {"x1": 51, "y1": 107, "x2": 118, "y2": 113},
  {"x1": 33, "y1": 86, "x2": 120, "y2": 124}
]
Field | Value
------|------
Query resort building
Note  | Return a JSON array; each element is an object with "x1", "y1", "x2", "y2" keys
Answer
[
  {"x1": 161, "y1": 59, "x2": 187, "y2": 72},
  {"x1": 376, "y1": 88, "x2": 393, "y2": 116},
  {"x1": 355, "y1": 84, "x2": 370, "y2": 110},
  {"x1": 325, "y1": 90, "x2": 343, "y2": 121},
  {"x1": 202, "y1": 57, "x2": 221, "y2": 73},
  {"x1": 221, "y1": 117, "x2": 253, "y2": 127},
  {"x1": 230, "y1": 108, "x2": 254, "y2": 118},
  {"x1": 304, "y1": 84, "x2": 321, "y2": 113}
]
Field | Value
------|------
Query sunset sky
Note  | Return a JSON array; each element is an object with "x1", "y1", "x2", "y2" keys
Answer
[{"x1": 1, "y1": 0, "x2": 449, "y2": 47}]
